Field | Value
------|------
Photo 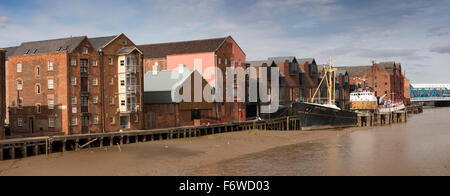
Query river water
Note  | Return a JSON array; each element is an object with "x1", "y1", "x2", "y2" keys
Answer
[{"x1": 189, "y1": 107, "x2": 450, "y2": 176}]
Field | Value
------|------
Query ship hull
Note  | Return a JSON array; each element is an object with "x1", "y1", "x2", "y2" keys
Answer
[{"x1": 292, "y1": 102, "x2": 358, "y2": 129}]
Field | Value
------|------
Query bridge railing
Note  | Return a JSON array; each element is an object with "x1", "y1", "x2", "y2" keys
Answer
[{"x1": 410, "y1": 88, "x2": 450, "y2": 98}]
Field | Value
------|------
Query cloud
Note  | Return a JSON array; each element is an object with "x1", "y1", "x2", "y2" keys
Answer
[
  {"x1": 0, "y1": 16, "x2": 8, "y2": 28},
  {"x1": 357, "y1": 48, "x2": 419, "y2": 58},
  {"x1": 427, "y1": 27, "x2": 449, "y2": 37},
  {"x1": 430, "y1": 43, "x2": 450, "y2": 54}
]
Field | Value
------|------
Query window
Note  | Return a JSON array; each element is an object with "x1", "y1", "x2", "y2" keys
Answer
[
  {"x1": 17, "y1": 80, "x2": 23, "y2": 90},
  {"x1": 71, "y1": 59, "x2": 77, "y2": 66},
  {"x1": 36, "y1": 67, "x2": 40, "y2": 77},
  {"x1": 92, "y1": 78, "x2": 98, "y2": 86},
  {"x1": 92, "y1": 60, "x2": 97, "y2": 67},
  {"x1": 109, "y1": 77, "x2": 114, "y2": 85},
  {"x1": 218, "y1": 58, "x2": 221, "y2": 64},
  {"x1": 36, "y1": 104, "x2": 41, "y2": 113},
  {"x1": 17, "y1": 63, "x2": 22, "y2": 73},
  {"x1": 110, "y1": 97, "x2": 114, "y2": 105},
  {"x1": 225, "y1": 58, "x2": 228, "y2": 65},
  {"x1": 238, "y1": 60, "x2": 241, "y2": 66},
  {"x1": 48, "y1": 99, "x2": 54, "y2": 109},
  {"x1": 71, "y1": 116, "x2": 77, "y2": 126},
  {"x1": 48, "y1": 61, "x2": 53, "y2": 71},
  {"x1": 121, "y1": 100, "x2": 126, "y2": 106},
  {"x1": 80, "y1": 59, "x2": 88, "y2": 74},
  {"x1": 48, "y1": 79, "x2": 54, "y2": 89},
  {"x1": 121, "y1": 80, "x2": 125, "y2": 86},
  {"x1": 18, "y1": 118, "x2": 23, "y2": 127},
  {"x1": 82, "y1": 47, "x2": 88, "y2": 54},
  {"x1": 120, "y1": 60, "x2": 125, "y2": 66},
  {"x1": 36, "y1": 85, "x2": 41, "y2": 95},
  {"x1": 49, "y1": 118, "x2": 55, "y2": 128},
  {"x1": 93, "y1": 115, "x2": 99, "y2": 125},
  {"x1": 18, "y1": 98, "x2": 23, "y2": 109},
  {"x1": 72, "y1": 96, "x2": 77, "y2": 105},
  {"x1": 109, "y1": 58, "x2": 113, "y2": 65},
  {"x1": 93, "y1": 95, "x2": 98, "y2": 104},
  {"x1": 110, "y1": 117, "x2": 115, "y2": 125},
  {"x1": 72, "y1": 107, "x2": 77, "y2": 114},
  {"x1": 71, "y1": 77, "x2": 77, "y2": 86},
  {"x1": 231, "y1": 59, "x2": 235, "y2": 67}
]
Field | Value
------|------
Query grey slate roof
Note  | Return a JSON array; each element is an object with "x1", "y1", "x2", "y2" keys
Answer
[
  {"x1": 89, "y1": 35, "x2": 118, "y2": 51},
  {"x1": 2, "y1": 46, "x2": 19, "y2": 60},
  {"x1": 335, "y1": 66, "x2": 371, "y2": 76},
  {"x1": 246, "y1": 60, "x2": 266, "y2": 67},
  {"x1": 11, "y1": 36, "x2": 86, "y2": 57},
  {"x1": 267, "y1": 56, "x2": 296, "y2": 64},
  {"x1": 378, "y1": 61, "x2": 400, "y2": 75},
  {"x1": 116, "y1": 46, "x2": 142, "y2": 55},
  {"x1": 138, "y1": 37, "x2": 228, "y2": 59},
  {"x1": 297, "y1": 58, "x2": 315, "y2": 65}
]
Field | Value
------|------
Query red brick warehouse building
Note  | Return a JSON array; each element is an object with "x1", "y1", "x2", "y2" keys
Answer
[
  {"x1": 138, "y1": 36, "x2": 247, "y2": 123},
  {"x1": 0, "y1": 49, "x2": 5, "y2": 139},
  {"x1": 6, "y1": 34, "x2": 144, "y2": 136}
]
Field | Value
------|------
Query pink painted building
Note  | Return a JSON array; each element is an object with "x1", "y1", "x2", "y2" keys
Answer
[{"x1": 138, "y1": 36, "x2": 247, "y2": 122}]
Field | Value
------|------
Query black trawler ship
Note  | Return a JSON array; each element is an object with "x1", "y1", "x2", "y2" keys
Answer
[{"x1": 292, "y1": 57, "x2": 357, "y2": 129}]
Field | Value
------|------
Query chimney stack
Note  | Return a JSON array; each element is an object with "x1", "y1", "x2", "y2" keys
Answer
[
  {"x1": 152, "y1": 62, "x2": 159, "y2": 75},
  {"x1": 179, "y1": 64, "x2": 186, "y2": 74}
]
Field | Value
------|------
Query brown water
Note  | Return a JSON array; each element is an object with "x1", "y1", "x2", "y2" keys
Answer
[{"x1": 187, "y1": 107, "x2": 450, "y2": 176}]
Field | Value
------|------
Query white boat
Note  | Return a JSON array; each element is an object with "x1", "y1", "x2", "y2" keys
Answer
[{"x1": 349, "y1": 90, "x2": 378, "y2": 111}]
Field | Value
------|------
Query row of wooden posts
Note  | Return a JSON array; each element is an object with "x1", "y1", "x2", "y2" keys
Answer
[{"x1": 0, "y1": 116, "x2": 303, "y2": 161}]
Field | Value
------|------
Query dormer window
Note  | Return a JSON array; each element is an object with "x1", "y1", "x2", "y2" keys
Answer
[
  {"x1": 33, "y1": 49, "x2": 38, "y2": 54},
  {"x1": 24, "y1": 49, "x2": 30, "y2": 54},
  {"x1": 57, "y1": 46, "x2": 62, "y2": 52}
]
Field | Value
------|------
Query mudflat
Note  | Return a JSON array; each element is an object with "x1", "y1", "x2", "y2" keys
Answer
[{"x1": 0, "y1": 128, "x2": 359, "y2": 176}]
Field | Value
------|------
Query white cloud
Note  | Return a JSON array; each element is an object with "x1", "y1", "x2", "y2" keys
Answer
[{"x1": 0, "y1": 16, "x2": 8, "y2": 28}]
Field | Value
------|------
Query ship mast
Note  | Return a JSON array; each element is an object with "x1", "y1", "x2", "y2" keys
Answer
[{"x1": 311, "y1": 56, "x2": 336, "y2": 105}]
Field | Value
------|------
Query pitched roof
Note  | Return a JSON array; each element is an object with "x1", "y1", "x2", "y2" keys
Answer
[
  {"x1": 297, "y1": 58, "x2": 315, "y2": 65},
  {"x1": 2, "y1": 46, "x2": 19, "y2": 60},
  {"x1": 144, "y1": 67, "x2": 209, "y2": 104},
  {"x1": 138, "y1": 37, "x2": 228, "y2": 59},
  {"x1": 116, "y1": 46, "x2": 142, "y2": 55},
  {"x1": 11, "y1": 36, "x2": 86, "y2": 57},
  {"x1": 246, "y1": 60, "x2": 267, "y2": 67},
  {"x1": 378, "y1": 61, "x2": 400, "y2": 75},
  {"x1": 335, "y1": 66, "x2": 371, "y2": 76},
  {"x1": 89, "y1": 35, "x2": 119, "y2": 51},
  {"x1": 267, "y1": 56, "x2": 296, "y2": 64}
]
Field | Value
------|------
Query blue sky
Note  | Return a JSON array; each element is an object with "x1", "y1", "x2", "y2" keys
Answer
[{"x1": 1, "y1": 0, "x2": 450, "y2": 83}]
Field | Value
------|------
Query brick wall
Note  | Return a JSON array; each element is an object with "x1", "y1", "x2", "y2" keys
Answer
[
  {"x1": 0, "y1": 50, "x2": 5, "y2": 139},
  {"x1": 101, "y1": 34, "x2": 144, "y2": 132},
  {"x1": 7, "y1": 52, "x2": 69, "y2": 135},
  {"x1": 143, "y1": 58, "x2": 166, "y2": 74}
]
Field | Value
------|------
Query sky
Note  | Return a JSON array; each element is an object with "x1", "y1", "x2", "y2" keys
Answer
[{"x1": 1, "y1": 0, "x2": 450, "y2": 83}]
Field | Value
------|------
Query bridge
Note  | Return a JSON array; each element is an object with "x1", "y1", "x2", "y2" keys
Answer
[{"x1": 410, "y1": 84, "x2": 450, "y2": 102}]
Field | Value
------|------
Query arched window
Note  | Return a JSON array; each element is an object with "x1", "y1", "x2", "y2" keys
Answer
[
  {"x1": 36, "y1": 84, "x2": 41, "y2": 95},
  {"x1": 36, "y1": 66, "x2": 40, "y2": 77}
]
